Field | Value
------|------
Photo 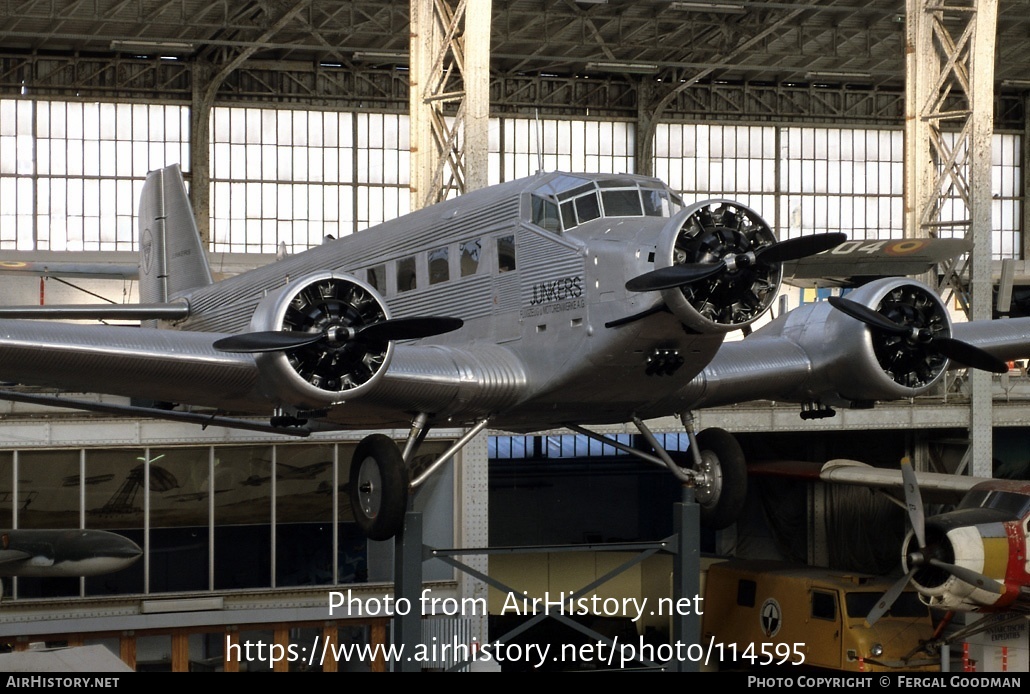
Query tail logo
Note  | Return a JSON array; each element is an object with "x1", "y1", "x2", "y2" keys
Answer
[{"x1": 141, "y1": 227, "x2": 153, "y2": 275}]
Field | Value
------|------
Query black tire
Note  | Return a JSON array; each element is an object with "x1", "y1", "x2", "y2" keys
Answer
[
  {"x1": 693, "y1": 428, "x2": 747, "y2": 530},
  {"x1": 349, "y1": 434, "x2": 409, "y2": 541}
]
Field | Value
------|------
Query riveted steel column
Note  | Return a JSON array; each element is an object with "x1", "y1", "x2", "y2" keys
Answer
[
  {"x1": 409, "y1": 0, "x2": 493, "y2": 210},
  {"x1": 905, "y1": 0, "x2": 998, "y2": 478}
]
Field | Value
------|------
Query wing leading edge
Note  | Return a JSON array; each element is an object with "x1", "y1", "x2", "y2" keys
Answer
[{"x1": 0, "y1": 318, "x2": 530, "y2": 430}]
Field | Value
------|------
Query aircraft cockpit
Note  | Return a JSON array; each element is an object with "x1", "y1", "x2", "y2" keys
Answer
[
  {"x1": 958, "y1": 487, "x2": 1030, "y2": 520},
  {"x1": 529, "y1": 174, "x2": 684, "y2": 233}
]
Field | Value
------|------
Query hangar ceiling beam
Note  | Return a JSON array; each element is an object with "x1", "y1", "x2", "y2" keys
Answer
[
  {"x1": 904, "y1": 0, "x2": 997, "y2": 477},
  {"x1": 409, "y1": 0, "x2": 492, "y2": 211}
]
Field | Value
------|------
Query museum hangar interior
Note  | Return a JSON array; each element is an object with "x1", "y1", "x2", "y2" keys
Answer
[{"x1": 0, "y1": 0, "x2": 1028, "y2": 673}]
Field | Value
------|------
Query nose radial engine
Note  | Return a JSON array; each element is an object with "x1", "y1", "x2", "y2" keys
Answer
[{"x1": 625, "y1": 200, "x2": 846, "y2": 333}]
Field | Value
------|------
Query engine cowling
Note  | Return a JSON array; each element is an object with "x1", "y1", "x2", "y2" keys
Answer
[
  {"x1": 658, "y1": 200, "x2": 781, "y2": 333},
  {"x1": 796, "y1": 278, "x2": 953, "y2": 403},
  {"x1": 250, "y1": 271, "x2": 393, "y2": 410}
]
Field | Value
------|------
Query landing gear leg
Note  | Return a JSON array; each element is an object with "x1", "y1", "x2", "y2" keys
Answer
[
  {"x1": 349, "y1": 418, "x2": 491, "y2": 541},
  {"x1": 682, "y1": 413, "x2": 747, "y2": 530}
]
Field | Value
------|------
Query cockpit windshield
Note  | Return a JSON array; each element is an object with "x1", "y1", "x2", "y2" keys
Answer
[
  {"x1": 958, "y1": 489, "x2": 1030, "y2": 519},
  {"x1": 529, "y1": 175, "x2": 683, "y2": 233}
]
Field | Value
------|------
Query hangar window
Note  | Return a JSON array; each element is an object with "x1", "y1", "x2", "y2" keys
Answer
[
  {"x1": 429, "y1": 246, "x2": 449, "y2": 285},
  {"x1": 397, "y1": 256, "x2": 417, "y2": 292},
  {"x1": 459, "y1": 238, "x2": 481, "y2": 277},
  {"x1": 497, "y1": 235, "x2": 516, "y2": 273}
]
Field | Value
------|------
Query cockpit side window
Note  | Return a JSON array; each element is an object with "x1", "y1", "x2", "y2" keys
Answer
[
  {"x1": 531, "y1": 196, "x2": 561, "y2": 233},
  {"x1": 575, "y1": 192, "x2": 601, "y2": 224},
  {"x1": 642, "y1": 188, "x2": 674, "y2": 216}
]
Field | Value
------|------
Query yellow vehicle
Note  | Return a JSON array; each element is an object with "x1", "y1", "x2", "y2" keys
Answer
[{"x1": 701, "y1": 559, "x2": 940, "y2": 672}]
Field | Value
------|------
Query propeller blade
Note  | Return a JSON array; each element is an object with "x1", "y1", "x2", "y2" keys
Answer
[
  {"x1": 214, "y1": 316, "x2": 464, "y2": 353},
  {"x1": 899, "y1": 456, "x2": 926, "y2": 550},
  {"x1": 866, "y1": 568, "x2": 917, "y2": 628},
  {"x1": 213, "y1": 331, "x2": 324, "y2": 353},
  {"x1": 625, "y1": 263, "x2": 725, "y2": 292},
  {"x1": 827, "y1": 296, "x2": 911, "y2": 336},
  {"x1": 927, "y1": 559, "x2": 1006, "y2": 595},
  {"x1": 932, "y1": 337, "x2": 1009, "y2": 374},
  {"x1": 755, "y1": 232, "x2": 848, "y2": 264},
  {"x1": 355, "y1": 316, "x2": 464, "y2": 343}
]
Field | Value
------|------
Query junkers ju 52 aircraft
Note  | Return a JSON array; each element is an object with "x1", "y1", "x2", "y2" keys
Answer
[{"x1": 1, "y1": 164, "x2": 1029, "y2": 542}]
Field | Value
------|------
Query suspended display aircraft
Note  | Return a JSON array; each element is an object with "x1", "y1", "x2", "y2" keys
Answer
[
  {"x1": 820, "y1": 458, "x2": 1030, "y2": 647},
  {"x1": 0, "y1": 529, "x2": 142, "y2": 582},
  {"x1": 0, "y1": 164, "x2": 1028, "y2": 543}
]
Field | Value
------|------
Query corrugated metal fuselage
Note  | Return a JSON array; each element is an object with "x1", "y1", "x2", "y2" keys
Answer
[{"x1": 173, "y1": 172, "x2": 725, "y2": 430}]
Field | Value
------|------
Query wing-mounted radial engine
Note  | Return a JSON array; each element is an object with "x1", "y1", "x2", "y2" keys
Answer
[
  {"x1": 822, "y1": 279, "x2": 1008, "y2": 404},
  {"x1": 626, "y1": 200, "x2": 846, "y2": 333},
  {"x1": 214, "y1": 271, "x2": 463, "y2": 412},
  {"x1": 213, "y1": 271, "x2": 464, "y2": 542}
]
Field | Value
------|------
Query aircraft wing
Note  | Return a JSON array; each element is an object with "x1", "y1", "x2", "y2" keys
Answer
[
  {"x1": 0, "y1": 317, "x2": 527, "y2": 432},
  {"x1": 819, "y1": 458, "x2": 989, "y2": 504},
  {"x1": 747, "y1": 458, "x2": 985, "y2": 506},
  {"x1": 666, "y1": 275, "x2": 1030, "y2": 417},
  {"x1": 781, "y1": 238, "x2": 971, "y2": 288}
]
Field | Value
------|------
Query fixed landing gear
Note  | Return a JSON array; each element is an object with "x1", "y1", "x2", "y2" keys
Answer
[
  {"x1": 691, "y1": 427, "x2": 747, "y2": 530},
  {"x1": 568, "y1": 415, "x2": 749, "y2": 531},
  {"x1": 348, "y1": 418, "x2": 491, "y2": 541},
  {"x1": 349, "y1": 434, "x2": 409, "y2": 541}
]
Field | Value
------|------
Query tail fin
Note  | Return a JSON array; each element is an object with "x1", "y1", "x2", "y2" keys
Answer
[{"x1": 138, "y1": 164, "x2": 213, "y2": 310}]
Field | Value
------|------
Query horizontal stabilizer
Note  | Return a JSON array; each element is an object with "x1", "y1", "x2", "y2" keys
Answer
[
  {"x1": 0, "y1": 260, "x2": 138, "y2": 279},
  {"x1": 0, "y1": 303, "x2": 190, "y2": 321}
]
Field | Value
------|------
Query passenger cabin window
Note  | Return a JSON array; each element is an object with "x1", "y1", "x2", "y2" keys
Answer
[
  {"x1": 429, "y1": 246, "x2": 449, "y2": 285},
  {"x1": 811, "y1": 591, "x2": 836, "y2": 621},
  {"x1": 397, "y1": 256, "x2": 417, "y2": 292},
  {"x1": 497, "y1": 235, "x2": 516, "y2": 273},
  {"x1": 460, "y1": 238, "x2": 481, "y2": 277},
  {"x1": 366, "y1": 264, "x2": 386, "y2": 292}
]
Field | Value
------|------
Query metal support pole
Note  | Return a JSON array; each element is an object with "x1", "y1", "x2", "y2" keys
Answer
[
  {"x1": 671, "y1": 496, "x2": 701, "y2": 673},
  {"x1": 394, "y1": 511, "x2": 423, "y2": 672}
]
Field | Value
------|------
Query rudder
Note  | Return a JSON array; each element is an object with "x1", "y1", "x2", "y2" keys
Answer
[{"x1": 138, "y1": 164, "x2": 212, "y2": 312}]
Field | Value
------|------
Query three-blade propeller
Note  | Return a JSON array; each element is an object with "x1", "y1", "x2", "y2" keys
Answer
[
  {"x1": 865, "y1": 456, "x2": 1006, "y2": 627},
  {"x1": 213, "y1": 316, "x2": 464, "y2": 353},
  {"x1": 625, "y1": 232, "x2": 847, "y2": 293},
  {"x1": 827, "y1": 296, "x2": 1008, "y2": 374}
]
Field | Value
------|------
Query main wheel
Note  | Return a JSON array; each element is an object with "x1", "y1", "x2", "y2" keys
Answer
[
  {"x1": 349, "y1": 434, "x2": 409, "y2": 541},
  {"x1": 693, "y1": 428, "x2": 747, "y2": 530}
]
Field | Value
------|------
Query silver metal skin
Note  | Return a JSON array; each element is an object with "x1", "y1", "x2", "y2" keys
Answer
[{"x1": 1, "y1": 164, "x2": 1030, "y2": 539}]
